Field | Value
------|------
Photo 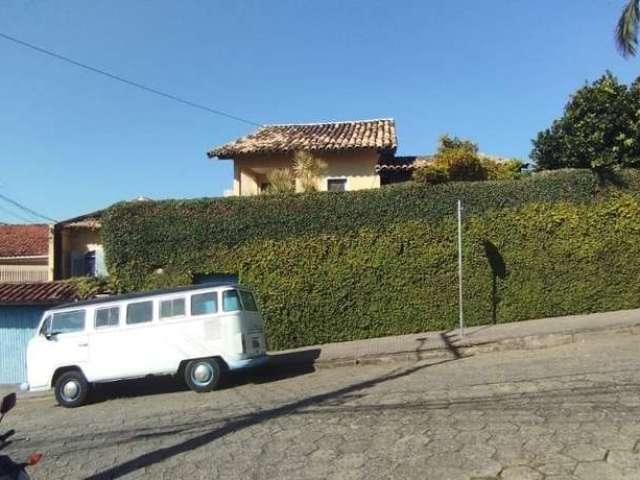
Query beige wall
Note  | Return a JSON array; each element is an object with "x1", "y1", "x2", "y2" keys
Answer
[
  {"x1": 0, "y1": 258, "x2": 49, "y2": 282},
  {"x1": 231, "y1": 150, "x2": 381, "y2": 196},
  {"x1": 59, "y1": 227, "x2": 102, "y2": 279}
]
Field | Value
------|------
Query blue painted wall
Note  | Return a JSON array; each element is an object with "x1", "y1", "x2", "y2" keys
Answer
[{"x1": 0, "y1": 306, "x2": 46, "y2": 385}]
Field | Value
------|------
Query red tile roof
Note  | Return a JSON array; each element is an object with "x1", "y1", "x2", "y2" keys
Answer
[
  {"x1": 0, "y1": 281, "x2": 81, "y2": 306},
  {"x1": 0, "y1": 225, "x2": 49, "y2": 258},
  {"x1": 208, "y1": 119, "x2": 397, "y2": 159}
]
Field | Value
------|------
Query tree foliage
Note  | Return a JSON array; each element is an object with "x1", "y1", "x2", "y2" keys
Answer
[
  {"x1": 413, "y1": 135, "x2": 525, "y2": 184},
  {"x1": 531, "y1": 72, "x2": 640, "y2": 170}
]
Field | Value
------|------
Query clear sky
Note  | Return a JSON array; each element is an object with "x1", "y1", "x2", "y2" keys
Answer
[{"x1": 0, "y1": 1, "x2": 638, "y2": 221}]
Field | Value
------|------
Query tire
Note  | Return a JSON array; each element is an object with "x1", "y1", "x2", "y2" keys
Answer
[
  {"x1": 54, "y1": 370, "x2": 90, "y2": 408},
  {"x1": 184, "y1": 358, "x2": 222, "y2": 393}
]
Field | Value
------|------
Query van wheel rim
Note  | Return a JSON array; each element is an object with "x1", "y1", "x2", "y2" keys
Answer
[
  {"x1": 62, "y1": 380, "x2": 80, "y2": 402},
  {"x1": 192, "y1": 363, "x2": 214, "y2": 386}
]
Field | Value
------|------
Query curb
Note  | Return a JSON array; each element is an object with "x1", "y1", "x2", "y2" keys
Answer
[{"x1": 269, "y1": 321, "x2": 640, "y2": 370}]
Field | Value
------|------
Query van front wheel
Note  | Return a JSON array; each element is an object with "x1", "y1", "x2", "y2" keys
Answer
[
  {"x1": 184, "y1": 358, "x2": 222, "y2": 393},
  {"x1": 54, "y1": 370, "x2": 89, "y2": 408}
]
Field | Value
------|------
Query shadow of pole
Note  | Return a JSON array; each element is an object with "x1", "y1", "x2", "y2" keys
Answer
[
  {"x1": 482, "y1": 240, "x2": 507, "y2": 325},
  {"x1": 84, "y1": 357, "x2": 460, "y2": 480}
]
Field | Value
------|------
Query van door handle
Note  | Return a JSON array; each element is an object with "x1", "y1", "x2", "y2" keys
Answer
[{"x1": 78, "y1": 343, "x2": 88, "y2": 347}]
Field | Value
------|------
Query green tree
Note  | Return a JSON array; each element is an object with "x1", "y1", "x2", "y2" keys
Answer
[
  {"x1": 616, "y1": 0, "x2": 639, "y2": 57},
  {"x1": 531, "y1": 72, "x2": 639, "y2": 170},
  {"x1": 413, "y1": 135, "x2": 526, "y2": 184}
]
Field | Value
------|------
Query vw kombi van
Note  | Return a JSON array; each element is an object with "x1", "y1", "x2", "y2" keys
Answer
[{"x1": 24, "y1": 283, "x2": 268, "y2": 407}]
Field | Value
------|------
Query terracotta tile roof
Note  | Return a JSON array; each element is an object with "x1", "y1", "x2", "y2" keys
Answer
[
  {"x1": 0, "y1": 281, "x2": 81, "y2": 306},
  {"x1": 0, "y1": 224, "x2": 49, "y2": 258},
  {"x1": 57, "y1": 210, "x2": 103, "y2": 230},
  {"x1": 208, "y1": 119, "x2": 397, "y2": 159},
  {"x1": 375, "y1": 155, "x2": 433, "y2": 172}
]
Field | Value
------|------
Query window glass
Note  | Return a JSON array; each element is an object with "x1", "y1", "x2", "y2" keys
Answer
[
  {"x1": 327, "y1": 178, "x2": 346, "y2": 192},
  {"x1": 239, "y1": 290, "x2": 258, "y2": 311},
  {"x1": 51, "y1": 310, "x2": 86, "y2": 334},
  {"x1": 160, "y1": 298, "x2": 186, "y2": 319},
  {"x1": 223, "y1": 289, "x2": 242, "y2": 312},
  {"x1": 95, "y1": 307, "x2": 120, "y2": 329},
  {"x1": 191, "y1": 292, "x2": 218, "y2": 316},
  {"x1": 126, "y1": 301, "x2": 153, "y2": 325}
]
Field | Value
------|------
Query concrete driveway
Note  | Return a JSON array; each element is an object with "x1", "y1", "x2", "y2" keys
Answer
[{"x1": 1, "y1": 331, "x2": 639, "y2": 479}]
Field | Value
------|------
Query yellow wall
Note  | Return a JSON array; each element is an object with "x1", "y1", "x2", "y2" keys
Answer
[{"x1": 231, "y1": 150, "x2": 381, "y2": 196}]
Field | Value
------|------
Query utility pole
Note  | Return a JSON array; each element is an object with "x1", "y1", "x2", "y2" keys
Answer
[{"x1": 457, "y1": 200, "x2": 464, "y2": 337}]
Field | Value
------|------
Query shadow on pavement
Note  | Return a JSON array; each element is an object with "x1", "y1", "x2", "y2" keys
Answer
[
  {"x1": 88, "y1": 348, "x2": 320, "y2": 405},
  {"x1": 84, "y1": 356, "x2": 460, "y2": 479}
]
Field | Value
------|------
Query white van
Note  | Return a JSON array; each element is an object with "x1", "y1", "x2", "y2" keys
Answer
[{"x1": 24, "y1": 283, "x2": 269, "y2": 407}]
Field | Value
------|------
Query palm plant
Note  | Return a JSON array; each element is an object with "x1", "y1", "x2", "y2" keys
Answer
[
  {"x1": 616, "y1": 0, "x2": 640, "y2": 57},
  {"x1": 292, "y1": 151, "x2": 328, "y2": 192},
  {"x1": 265, "y1": 168, "x2": 295, "y2": 194}
]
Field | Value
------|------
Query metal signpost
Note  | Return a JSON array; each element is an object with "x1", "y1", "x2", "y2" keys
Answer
[{"x1": 457, "y1": 200, "x2": 464, "y2": 337}]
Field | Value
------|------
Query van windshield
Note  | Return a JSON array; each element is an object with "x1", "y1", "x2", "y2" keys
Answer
[{"x1": 239, "y1": 290, "x2": 258, "y2": 311}]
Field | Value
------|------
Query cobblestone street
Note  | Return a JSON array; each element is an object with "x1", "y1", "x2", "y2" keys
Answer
[{"x1": 2, "y1": 332, "x2": 640, "y2": 479}]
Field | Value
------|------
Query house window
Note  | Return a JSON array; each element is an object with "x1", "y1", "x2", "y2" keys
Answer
[
  {"x1": 160, "y1": 298, "x2": 186, "y2": 319},
  {"x1": 260, "y1": 182, "x2": 271, "y2": 193},
  {"x1": 327, "y1": 178, "x2": 347, "y2": 192}
]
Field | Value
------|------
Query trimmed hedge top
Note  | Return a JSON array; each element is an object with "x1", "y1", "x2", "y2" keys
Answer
[{"x1": 104, "y1": 170, "x2": 600, "y2": 266}]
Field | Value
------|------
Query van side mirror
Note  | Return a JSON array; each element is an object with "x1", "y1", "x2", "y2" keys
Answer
[{"x1": 1, "y1": 393, "x2": 16, "y2": 415}]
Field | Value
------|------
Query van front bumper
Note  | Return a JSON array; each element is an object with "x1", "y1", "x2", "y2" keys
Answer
[{"x1": 227, "y1": 354, "x2": 269, "y2": 371}]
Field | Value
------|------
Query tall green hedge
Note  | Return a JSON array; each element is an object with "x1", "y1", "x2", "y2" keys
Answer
[{"x1": 102, "y1": 169, "x2": 640, "y2": 350}]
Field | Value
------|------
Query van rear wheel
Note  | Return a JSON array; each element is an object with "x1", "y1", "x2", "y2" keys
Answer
[
  {"x1": 184, "y1": 358, "x2": 222, "y2": 393},
  {"x1": 54, "y1": 370, "x2": 90, "y2": 408}
]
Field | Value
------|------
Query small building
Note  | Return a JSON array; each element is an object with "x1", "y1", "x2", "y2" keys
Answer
[
  {"x1": 0, "y1": 281, "x2": 82, "y2": 384},
  {"x1": 0, "y1": 224, "x2": 52, "y2": 283},
  {"x1": 208, "y1": 119, "x2": 398, "y2": 195},
  {"x1": 52, "y1": 210, "x2": 106, "y2": 280},
  {"x1": 376, "y1": 155, "x2": 433, "y2": 185}
]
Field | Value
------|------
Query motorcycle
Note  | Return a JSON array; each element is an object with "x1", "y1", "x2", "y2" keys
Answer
[{"x1": 0, "y1": 393, "x2": 42, "y2": 480}]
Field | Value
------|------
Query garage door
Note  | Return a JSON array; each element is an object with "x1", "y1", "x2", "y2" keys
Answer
[{"x1": 0, "y1": 306, "x2": 45, "y2": 384}]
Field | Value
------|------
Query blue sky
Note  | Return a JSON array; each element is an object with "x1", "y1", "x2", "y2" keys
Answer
[{"x1": 0, "y1": 0, "x2": 638, "y2": 221}]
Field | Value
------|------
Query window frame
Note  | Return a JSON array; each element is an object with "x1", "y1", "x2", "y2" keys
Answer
[
  {"x1": 190, "y1": 290, "x2": 219, "y2": 317},
  {"x1": 159, "y1": 296, "x2": 186, "y2": 320},
  {"x1": 125, "y1": 300, "x2": 155, "y2": 326},
  {"x1": 94, "y1": 306, "x2": 121, "y2": 330},
  {"x1": 326, "y1": 177, "x2": 348, "y2": 192}
]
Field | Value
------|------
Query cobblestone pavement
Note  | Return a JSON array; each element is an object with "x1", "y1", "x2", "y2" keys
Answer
[{"x1": 2, "y1": 332, "x2": 640, "y2": 479}]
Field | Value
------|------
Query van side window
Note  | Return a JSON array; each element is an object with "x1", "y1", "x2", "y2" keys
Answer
[
  {"x1": 126, "y1": 301, "x2": 153, "y2": 325},
  {"x1": 51, "y1": 310, "x2": 86, "y2": 334},
  {"x1": 239, "y1": 291, "x2": 258, "y2": 311},
  {"x1": 191, "y1": 292, "x2": 218, "y2": 316},
  {"x1": 222, "y1": 290, "x2": 241, "y2": 312},
  {"x1": 95, "y1": 307, "x2": 120, "y2": 329},
  {"x1": 160, "y1": 298, "x2": 185, "y2": 319}
]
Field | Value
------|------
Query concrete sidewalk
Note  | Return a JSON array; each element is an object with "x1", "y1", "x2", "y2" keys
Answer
[{"x1": 269, "y1": 308, "x2": 640, "y2": 368}]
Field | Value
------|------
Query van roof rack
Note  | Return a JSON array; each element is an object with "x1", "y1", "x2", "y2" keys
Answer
[{"x1": 54, "y1": 282, "x2": 241, "y2": 309}]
